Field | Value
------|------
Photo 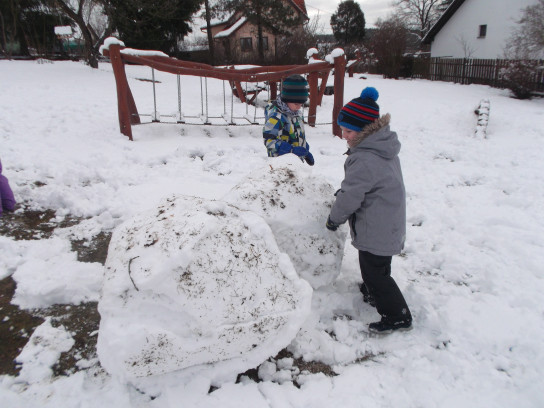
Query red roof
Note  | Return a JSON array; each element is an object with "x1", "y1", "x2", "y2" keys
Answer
[{"x1": 290, "y1": 0, "x2": 308, "y2": 17}]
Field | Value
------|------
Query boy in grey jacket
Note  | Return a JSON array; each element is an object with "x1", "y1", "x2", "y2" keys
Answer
[{"x1": 326, "y1": 87, "x2": 412, "y2": 334}]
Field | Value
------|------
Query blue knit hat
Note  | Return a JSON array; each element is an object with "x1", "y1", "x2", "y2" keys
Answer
[
  {"x1": 281, "y1": 75, "x2": 309, "y2": 103},
  {"x1": 337, "y1": 87, "x2": 380, "y2": 131}
]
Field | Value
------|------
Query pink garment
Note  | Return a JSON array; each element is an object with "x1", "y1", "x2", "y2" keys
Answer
[{"x1": 0, "y1": 159, "x2": 16, "y2": 215}]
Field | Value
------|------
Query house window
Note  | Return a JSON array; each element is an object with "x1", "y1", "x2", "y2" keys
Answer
[
  {"x1": 240, "y1": 37, "x2": 252, "y2": 52},
  {"x1": 262, "y1": 37, "x2": 269, "y2": 51},
  {"x1": 478, "y1": 25, "x2": 487, "y2": 38}
]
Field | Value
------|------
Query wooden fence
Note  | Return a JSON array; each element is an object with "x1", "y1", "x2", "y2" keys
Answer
[{"x1": 411, "y1": 57, "x2": 544, "y2": 92}]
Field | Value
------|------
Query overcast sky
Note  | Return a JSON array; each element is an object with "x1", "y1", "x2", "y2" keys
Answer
[{"x1": 306, "y1": 0, "x2": 396, "y2": 32}]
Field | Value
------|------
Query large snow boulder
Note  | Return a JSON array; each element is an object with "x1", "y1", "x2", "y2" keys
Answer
[
  {"x1": 97, "y1": 195, "x2": 312, "y2": 382},
  {"x1": 223, "y1": 155, "x2": 347, "y2": 288}
]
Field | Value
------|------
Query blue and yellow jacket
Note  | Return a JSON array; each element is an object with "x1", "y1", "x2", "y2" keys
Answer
[{"x1": 263, "y1": 99, "x2": 307, "y2": 157}]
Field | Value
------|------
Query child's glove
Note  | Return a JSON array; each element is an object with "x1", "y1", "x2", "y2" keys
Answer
[
  {"x1": 326, "y1": 216, "x2": 340, "y2": 231},
  {"x1": 277, "y1": 142, "x2": 292, "y2": 156},
  {"x1": 305, "y1": 152, "x2": 315, "y2": 166},
  {"x1": 292, "y1": 146, "x2": 309, "y2": 157}
]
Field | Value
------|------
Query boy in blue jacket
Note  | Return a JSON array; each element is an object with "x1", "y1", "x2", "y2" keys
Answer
[
  {"x1": 326, "y1": 87, "x2": 412, "y2": 334},
  {"x1": 263, "y1": 75, "x2": 314, "y2": 166}
]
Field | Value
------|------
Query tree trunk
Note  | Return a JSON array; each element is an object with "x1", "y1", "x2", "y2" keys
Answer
[
  {"x1": 204, "y1": 0, "x2": 215, "y2": 65},
  {"x1": 256, "y1": 10, "x2": 264, "y2": 64},
  {"x1": 53, "y1": 0, "x2": 99, "y2": 68}
]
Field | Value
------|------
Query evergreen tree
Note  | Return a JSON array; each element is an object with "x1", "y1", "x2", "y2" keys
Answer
[
  {"x1": 215, "y1": 0, "x2": 302, "y2": 64},
  {"x1": 0, "y1": 0, "x2": 67, "y2": 58},
  {"x1": 330, "y1": 0, "x2": 366, "y2": 46},
  {"x1": 105, "y1": 0, "x2": 202, "y2": 55}
]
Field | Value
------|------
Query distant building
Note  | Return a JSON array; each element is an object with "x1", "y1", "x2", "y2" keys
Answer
[
  {"x1": 202, "y1": 0, "x2": 308, "y2": 64},
  {"x1": 422, "y1": 0, "x2": 539, "y2": 58}
]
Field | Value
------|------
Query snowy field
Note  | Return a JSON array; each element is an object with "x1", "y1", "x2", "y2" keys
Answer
[{"x1": 1, "y1": 59, "x2": 544, "y2": 407}]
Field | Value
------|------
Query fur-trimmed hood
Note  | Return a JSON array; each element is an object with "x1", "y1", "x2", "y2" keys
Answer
[
  {"x1": 348, "y1": 113, "x2": 391, "y2": 148},
  {"x1": 347, "y1": 113, "x2": 400, "y2": 160}
]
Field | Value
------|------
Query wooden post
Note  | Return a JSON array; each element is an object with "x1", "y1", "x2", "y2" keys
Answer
[
  {"x1": 332, "y1": 53, "x2": 346, "y2": 138},
  {"x1": 109, "y1": 44, "x2": 139, "y2": 140},
  {"x1": 307, "y1": 71, "x2": 318, "y2": 127},
  {"x1": 270, "y1": 81, "x2": 277, "y2": 100},
  {"x1": 234, "y1": 81, "x2": 246, "y2": 103},
  {"x1": 317, "y1": 71, "x2": 329, "y2": 106}
]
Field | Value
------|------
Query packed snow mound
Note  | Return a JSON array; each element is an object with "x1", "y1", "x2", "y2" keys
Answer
[
  {"x1": 223, "y1": 155, "x2": 347, "y2": 288},
  {"x1": 97, "y1": 195, "x2": 312, "y2": 382}
]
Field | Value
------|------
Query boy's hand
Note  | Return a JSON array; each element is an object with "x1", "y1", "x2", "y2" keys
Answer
[
  {"x1": 305, "y1": 152, "x2": 315, "y2": 166},
  {"x1": 277, "y1": 142, "x2": 292, "y2": 156},
  {"x1": 326, "y1": 216, "x2": 340, "y2": 231},
  {"x1": 292, "y1": 146, "x2": 309, "y2": 157}
]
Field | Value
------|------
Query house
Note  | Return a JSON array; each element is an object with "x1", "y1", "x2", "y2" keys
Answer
[
  {"x1": 422, "y1": 0, "x2": 539, "y2": 59},
  {"x1": 203, "y1": 0, "x2": 308, "y2": 64}
]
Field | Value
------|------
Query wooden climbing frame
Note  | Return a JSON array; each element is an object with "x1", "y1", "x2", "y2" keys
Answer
[{"x1": 102, "y1": 42, "x2": 346, "y2": 141}]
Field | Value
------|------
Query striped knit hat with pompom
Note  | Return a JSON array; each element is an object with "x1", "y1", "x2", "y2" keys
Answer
[
  {"x1": 337, "y1": 87, "x2": 380, "y2": 132},
  {"x1": 281, "y1": 74, "x2": 309, "y2": 103}
]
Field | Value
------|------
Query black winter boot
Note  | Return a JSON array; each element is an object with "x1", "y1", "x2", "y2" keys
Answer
[{"x1": 368, "y1": 316, "x2": 412, "y2": 334}]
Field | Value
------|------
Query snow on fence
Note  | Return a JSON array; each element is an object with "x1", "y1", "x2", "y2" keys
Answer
[{"x1": 100, "y1": 38, "x2": 347, "y2": 141}]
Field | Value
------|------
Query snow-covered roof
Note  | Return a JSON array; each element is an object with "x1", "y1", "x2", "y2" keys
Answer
[
  {"x1": 54, "y1": 26, "x2": 72, "y2": 36},
  {"x1": 215, "y1": 16, "x2": 247, "y2": 39},
  {"x1": 422, "y1": 0, "x2": 466, "y2": 44}
]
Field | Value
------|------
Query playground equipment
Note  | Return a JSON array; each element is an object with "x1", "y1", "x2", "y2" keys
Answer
[{"x1": 101, "y1": 38, "x2": 347, "y2": 141}]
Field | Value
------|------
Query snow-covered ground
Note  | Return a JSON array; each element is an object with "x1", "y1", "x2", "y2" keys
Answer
[{"x1": 1, "y1": 59, "x2": 544, "y2": 407}]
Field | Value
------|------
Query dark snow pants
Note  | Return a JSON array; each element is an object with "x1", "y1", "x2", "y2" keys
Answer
[{"x1": 358, "y1": 250, "x2": 412, "y2": 322}]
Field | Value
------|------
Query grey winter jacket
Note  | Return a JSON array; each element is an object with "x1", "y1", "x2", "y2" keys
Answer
[{"x1": 329, "y1": 114, "x2": 406, "y2": 256}]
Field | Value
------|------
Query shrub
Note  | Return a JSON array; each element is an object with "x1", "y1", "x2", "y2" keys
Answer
[{"x1": 501, "y1": 59, "x2": 541, "y2": 99}]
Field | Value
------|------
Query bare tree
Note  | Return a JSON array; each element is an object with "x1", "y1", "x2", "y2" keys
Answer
[
  {"x1": 393, "y1": 0, "x2": 444, "y2": 40},
  {"x1": 214, "y1": 0, "x2": 300, "y2": 65},
  {"x1": 203, "y1": 0, "x2": 215, "y2": 65},
  {"x1": 276, "y1": 14, "x2": 319, "y2": 64},
  {"x1": 504, "y1": 0, "x2": 544, "y2": 59},
  {"x1": 49, "y1": 0, "x2": 113, "y2": 68},
  {"x1": 455, "y1": 35, "x2": 476, "y2": 58},
  {"x1": 501, "y1": 0, "x2": 544, "y2": 99},
  {"x1": 369, "y1": 16, "x2": 409, "y2": 78}
]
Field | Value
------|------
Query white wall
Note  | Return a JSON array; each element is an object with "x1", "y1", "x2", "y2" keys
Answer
[{"x1": 430, "y1": 0, "x2": 538, "y2": 58}]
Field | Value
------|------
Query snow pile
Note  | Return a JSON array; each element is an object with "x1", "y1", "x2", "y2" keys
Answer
[
  {"x1": 97, "y1": 194, "x2": 312, "y2": 382},
  {"x1": 15, "y1": 318, "x2": 74, "y2": 383},
  {"x1": 223, "y1": 155, "x2": 347, "y2": 288},
  {"x1": 10, "y1": 237, "x2": 104, "y2": 308}
]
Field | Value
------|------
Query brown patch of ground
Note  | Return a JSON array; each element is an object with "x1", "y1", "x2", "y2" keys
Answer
[
  {"x1": 0, "y1": 204, "x2": 80, "y2": 240},
  {"x1": 0, "y1": 276, "x2": 44, "y2": 376},
  {"x1": 0, "y1": 206, "x2": 111, "y2": 376}
]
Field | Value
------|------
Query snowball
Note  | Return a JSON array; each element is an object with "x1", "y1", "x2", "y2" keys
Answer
[
  {"x1": 258, "y1": 361, "x2": 277, "y2": 381},
  {"x1": 223, "y1": 156, "x2": 347, "y2": 288},
  {"x1": 97, "y1": 195, "x2": 312, "y2": 382}
]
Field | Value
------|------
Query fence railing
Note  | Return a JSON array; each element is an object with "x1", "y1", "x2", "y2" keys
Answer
[
  {"x1": 411, "y1": 57, "x2": 544, "y2": 93},
  {"x1": 101, "y1": 40, "x2": 347, "y2": 140}
]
